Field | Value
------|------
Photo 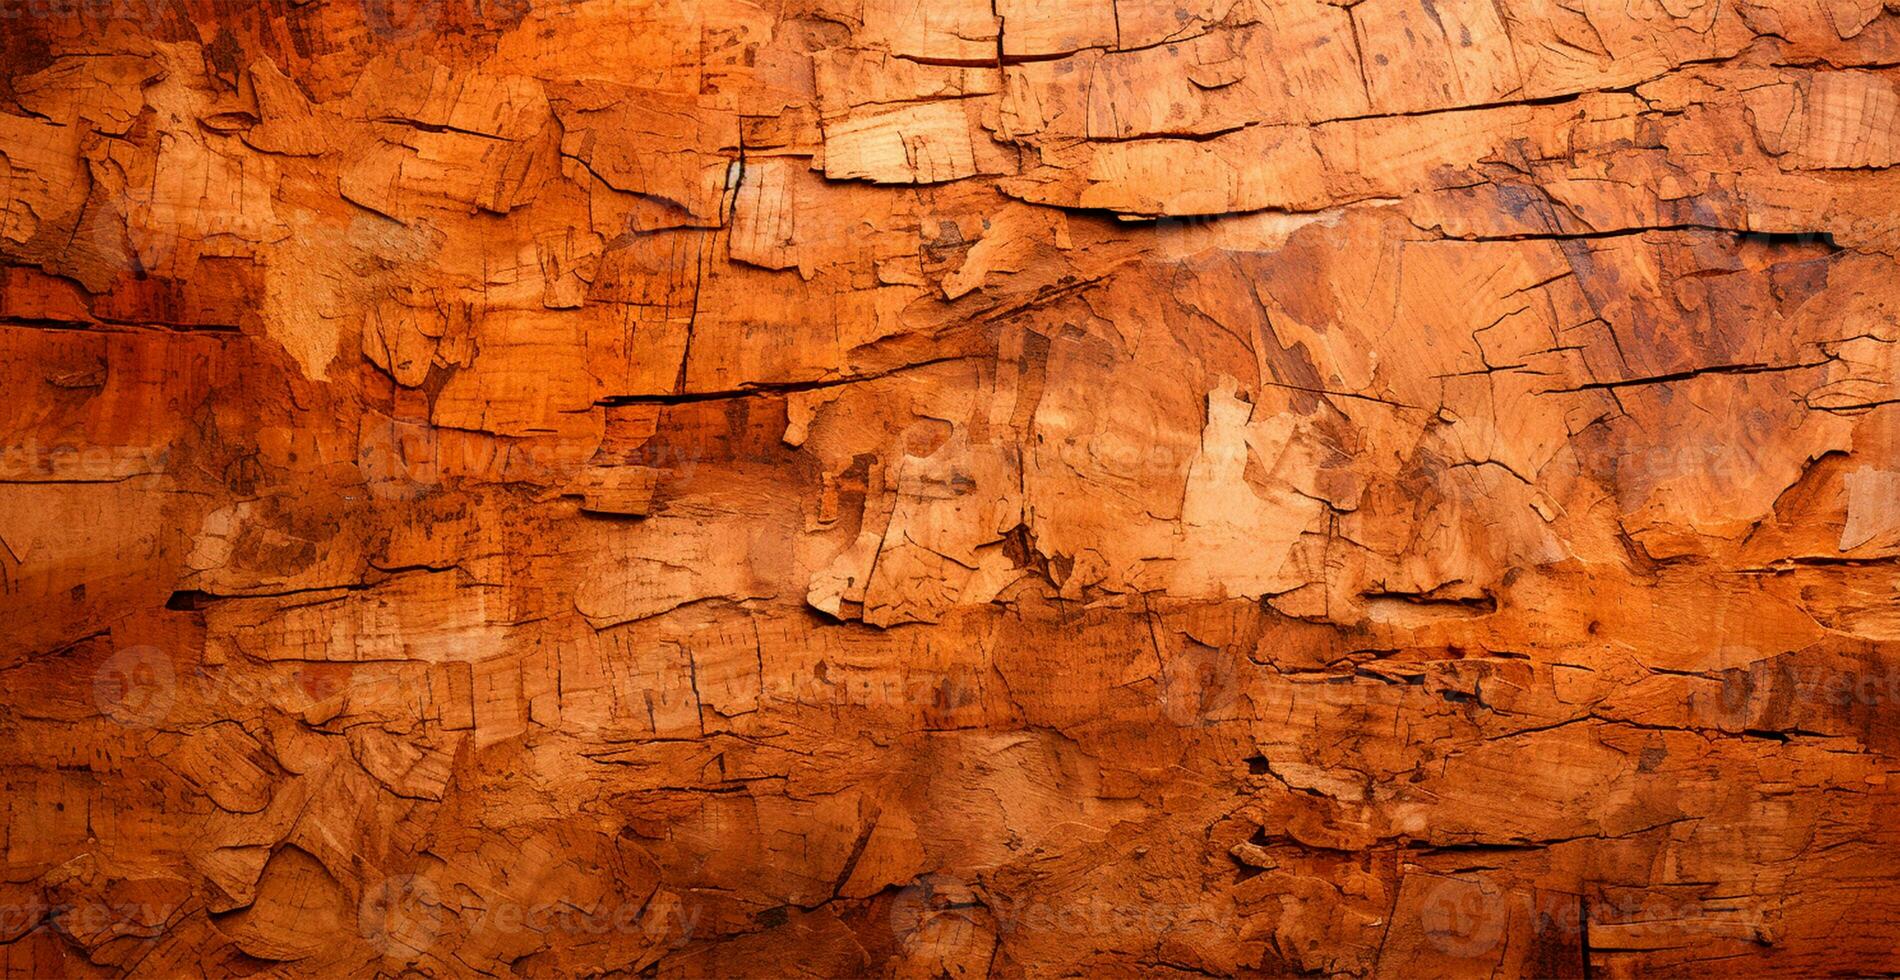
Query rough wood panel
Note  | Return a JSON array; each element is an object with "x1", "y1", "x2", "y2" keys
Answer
[{"x1": 3, "y1": 0, "x2": 1900, "y2": 976}]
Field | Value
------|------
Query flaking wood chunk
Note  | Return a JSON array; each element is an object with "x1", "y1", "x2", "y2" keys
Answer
[
  {"x1": 7, "y1": 0, "x2": 1900, "y2": 977},
  {"x1": 567, "y1": 465, "x2": 662, "y2": 518}
]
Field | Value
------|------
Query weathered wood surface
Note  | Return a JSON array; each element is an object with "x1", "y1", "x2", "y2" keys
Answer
[{"x1": 4, "y1": 0, "x2": 1900, "y2": 975}]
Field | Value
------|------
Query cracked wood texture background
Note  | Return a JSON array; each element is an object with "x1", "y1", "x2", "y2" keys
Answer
[{"x1": 5, "y1": 0, "x2": 1900, "y2": 975}]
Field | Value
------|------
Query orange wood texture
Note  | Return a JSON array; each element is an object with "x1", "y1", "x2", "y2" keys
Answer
[{"x1": 5, "y1": 0, "x2": 1900, "y2": 976}]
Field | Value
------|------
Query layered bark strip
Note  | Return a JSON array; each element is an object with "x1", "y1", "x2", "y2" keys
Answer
[{"x1": 6, "y1": 0, "x2": 1900, "y2": 976}]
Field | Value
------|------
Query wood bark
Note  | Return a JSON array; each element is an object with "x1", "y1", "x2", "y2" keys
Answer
[{"x1": 4, "y1": 0, "x2": 1900, "y2": 976}]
